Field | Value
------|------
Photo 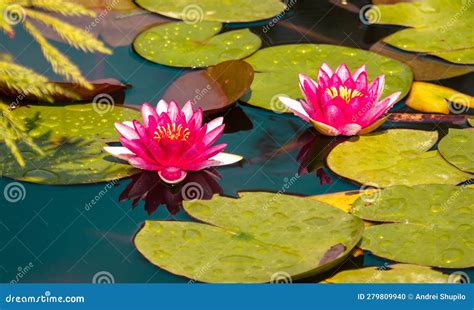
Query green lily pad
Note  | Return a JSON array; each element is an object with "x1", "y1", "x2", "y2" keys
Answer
[
  {"x1": 327, "y1": 129, "x2": 472, "y2": 187},
  {"x1": 352, "y1": 184, "x2": 474, "y2": 268},
  {"x1": 133, "y1": 21, "x2": 261, "y2": 68},
  {"x1": 136, "y1": 0, "x2": 287, "y2": 23},
  {"x1": 243, "y1": 44, "x2": 412, "y2": 111},
  {"x1": 372, "y1": 0, "x2": 474, "y2": 64},
  {"x1": 438, "y1": 129, "x2": 474, "y2": 173},
  {"x1": 134, "y1": 192, "x2": 364, "y2": 283},
  {"x1": 326, "y1": 264, "x2": 449, "y2": 283},
  {"x1": 0, "y1": 103, "x2": 139, "y2": 185}
]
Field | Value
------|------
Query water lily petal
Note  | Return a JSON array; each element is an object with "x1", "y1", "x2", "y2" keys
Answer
[
  {"x1": 129, "y1": 156, "x2": 162, "y2": 171},
  {"x1": 141, "y1": 102, "x2": 158, "y2": 127},
  {"x1": 310, "y1": 119, "x2": 340, "y2": 136},
  {"x1": 352, "y1": 65, "x2": 366, "y2": 81},
  {"x1": 209, "y1": 152, "x2": 243, "y2": 166},
  {"x1": 340, "y1": 124, "x2": 362, "y2": 136},
  {"x1": 158, "y1": 167, "x2": 187, "y2": 184},
  {"x1": 206, "y1": 117, "x2": 224, "y2": 133},
  {"x1": 368, "y1": 75, "x2": 385, "y2": 102},
  {"x1": 167, "y1": 100, "x2": 180, "y2": 122},
  {"x1": 320, "y1": 63, "x2": 334, "y2": 77},
  {"x1": 182, "y1": 100, "x2": 194, "y2": 121},
  {"x1": 360, "y1": 91, "x2": 401, "y2": 126},
  {"x1": 335, "y1": 64, "x2": 351, "y2": 82},
  {"x1": 279, "y1": 96, "x2": 311, "y2": 122},
  {"x1": 103, "y1": 146, "x2": 135, "y2": 160},
  {"x1": 156, "y1": 99, "x2": 168, "y2": 115},
  {"x1": 115, "y1": 122, "x2": 139, "y2": 140}
]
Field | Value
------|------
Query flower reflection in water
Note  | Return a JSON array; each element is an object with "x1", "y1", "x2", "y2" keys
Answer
[{"x1": 119, "y1": 169, "x2": 223, "y2": 216}]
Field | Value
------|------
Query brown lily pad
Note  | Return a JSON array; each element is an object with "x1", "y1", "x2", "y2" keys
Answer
[{"x1": 163, "y1": 60, "x2": 254, "y2": 114}]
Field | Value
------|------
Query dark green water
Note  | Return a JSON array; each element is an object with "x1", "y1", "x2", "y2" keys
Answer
[{"x1": 0, "y1": 0, "x2": 472, "y2": 283}]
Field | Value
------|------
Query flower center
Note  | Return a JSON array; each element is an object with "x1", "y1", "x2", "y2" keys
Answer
[
  {"x1": 325, "y1": 86, "x2": 363, "y2": 103},
  {"x1": 154, "y1": 123, "x2": 190, "y2": 142}
]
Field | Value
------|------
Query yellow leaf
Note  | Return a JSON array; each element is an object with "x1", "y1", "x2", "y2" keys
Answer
[
  {"x1": 406, "y1": 82, "x2": 474, "y2": 114},
  {"x1": 310, "y1": 189, "x2": 379, "y2": 213}
]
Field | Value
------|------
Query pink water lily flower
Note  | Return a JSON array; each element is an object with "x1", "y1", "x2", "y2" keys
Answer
[
  {"x1": 279, "y1": 64, "x2": 401, "y2": 136},
  {"x1": 104, "y1": 100, "x2": 242, "y2": 184}
]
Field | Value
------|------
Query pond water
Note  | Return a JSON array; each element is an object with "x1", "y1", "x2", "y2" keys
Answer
[{"x1": 0, "y1": 0, "x2": 472, "y2": 283}]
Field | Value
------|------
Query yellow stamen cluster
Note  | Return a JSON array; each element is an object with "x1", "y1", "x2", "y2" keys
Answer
[
  {"x1": 154, "y1": 123, "x2": 190, "y2": 142},
  {"x1": 325, "y1": 86, "x2": 363, "y2": 103}
]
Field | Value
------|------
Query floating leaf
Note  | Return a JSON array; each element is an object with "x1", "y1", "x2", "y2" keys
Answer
[
  {"x1": 372, "y1": 0, "x2": 474, "y2": 64},
  {"x1": 312, "y1": 190, "x2": 379, "y2": 214},
  {"x1": 0, "y1": 103, "x2": 139, "y2": 184},
  {"x1": 469, "y1": 119, "x2": 474, "y2": 127},
  {"x1": 406, "y1": 82, "x2": 474, "y2": 114},
  {"x1": 438, "y1": 129, "x2": 474, "y2": 173},
  {"x1": 326, "y1": 264, "x2": 449, "y2": 283},
  {"x1": 135, "y1": 0, "x2": 287, "y2": 23},
  {"x1": 243, "y1": 44, "x2": 412, "y2": 111},
  {"x1": 134, "y1": 192, "x2": 364, "y2": 283},
  {"x1": 134, "y1": 21, "x2": 261, "y2": 68},
  {"x1": 327, "y1": 129, "x2": 472, "y2": 187},
  {"x1": 352, "y1": 184, "x2": 474, "y2": 268},
  {"x1": 370, "y1": 42, "x2": 474, "y2": 81},
  {"x1": 163, "y1": 60, "x2": 254, "y2": 114}
]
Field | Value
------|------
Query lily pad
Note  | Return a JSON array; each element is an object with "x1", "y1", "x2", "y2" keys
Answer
[
  {"x1": 135, "y1": 0, "x2": 287, "y2": 23},
  {"x1": 406, "y1": 82, "x2": 474, "y2": 114},
  {"x1": 133, "y1": 21, "x2": 261, "y2": 68},
  {"x1": 370, "y1": 42, "x2": 474, "y2": 81},
  {"x1": 0, "y1": 103, "x2": 139, "y2": 185},
  {"x1": 326, "y1": 264, "x2": 449, "y2": 283},
  {"x1": 372, "y1": 0, "x2": 474, "y2": 64},
  {"x1": 134, "y1": 192, "x2": 364, "y2": 283},
  {"x1": 312, "y1": 190, "x2": 380, "y2": 214},
  {"x1": 162, "y1": 60, "x2": 254, "y2": 114},
  {"x1": 327, "y1": 129, "x2": 472, "y2": 187},
  {"x1": 243, "y1": 44, "x2": 412, "y2": 111},
  {"x1": 352, "y1": 184, "x2": 474, "y2": 268},
  {"x1": 438, "y1": 129, "x2": 474, "y2": 173}
]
